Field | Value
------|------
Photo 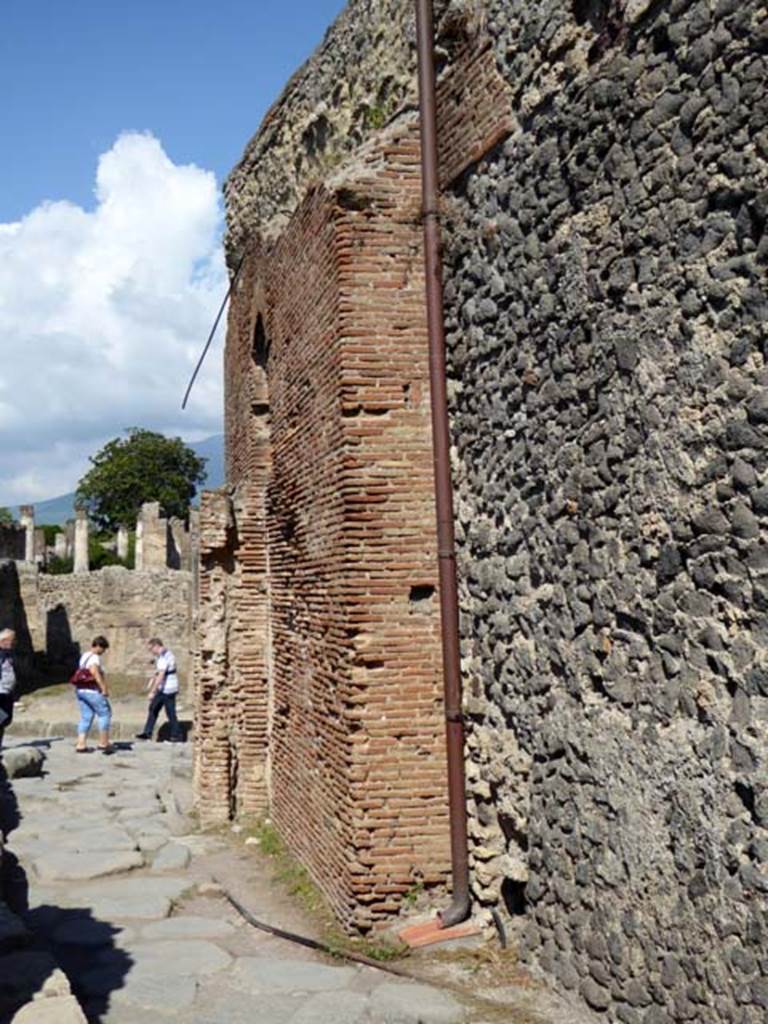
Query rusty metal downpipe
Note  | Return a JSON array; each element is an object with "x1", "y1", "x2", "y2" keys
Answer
[{"x1": 415, "y1": 0, "x2": 470, "y2": 929}]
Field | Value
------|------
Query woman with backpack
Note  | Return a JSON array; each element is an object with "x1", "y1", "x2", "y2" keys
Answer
[{"x1": 72, "y1": 635, "x2": 113, "y2": 754}]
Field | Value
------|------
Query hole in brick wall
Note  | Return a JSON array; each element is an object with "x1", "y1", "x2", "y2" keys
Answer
[
  {"x1": 336, "y1": 188, "x2": 374, "y2": 212},
  {"x1": 501, "y1": 878, "x2": 527, "y2": 917},
  {"x1": 409, "y1": 585, "x2": 435, "y2": 605},
  {"x1": 341, "y1": 404, "x2": 390, "y2": 418},
  {"x1": 251, "y1": 402, "x2": 270, "y2": 417},
  {"x1": 403, "y1": 382, "x2": 411, "y2": 406},
  {"x1": 281, "y1": 515, "x2": 296, "y2": 543},
  {"x1": 228, "y1": 742, "x2": 239, "y2": 820},
  {"x1": 252, "y1": 314, "x2": 271, "y2": 370},
  {"x1": 357, "y1": 658, "x2": 385, "y2": 670}
]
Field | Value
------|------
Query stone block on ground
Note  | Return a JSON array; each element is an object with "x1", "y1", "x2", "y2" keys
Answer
[
  {"x1": 1, "y1": 748, "x2": 45, "y2": 779},
  {"x1": 10, "y1": 994, "x2": 87, "y2": 1024}
]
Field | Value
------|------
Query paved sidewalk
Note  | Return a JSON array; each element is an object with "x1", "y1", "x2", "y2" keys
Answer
[{"x1": 1, "y1": 737, "x2": 473, "y2": 1024}]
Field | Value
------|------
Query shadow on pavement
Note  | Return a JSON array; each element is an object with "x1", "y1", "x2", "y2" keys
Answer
[{"x1": 0, "y1": 759, "x2": 133, "y2": 1023}]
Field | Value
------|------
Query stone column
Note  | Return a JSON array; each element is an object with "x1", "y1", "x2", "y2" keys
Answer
[
  {"x1": 117, "y1": 524, "x2": 129, "y2": 562},
  {"x1": 19, "y1": 504, "x2": 35, "y2": 563},
  {"x1": 134, "y1": 516, "x2": 144, "y2": 570},
  {"x1": 136, "y1": 502, "x2": 168, "y2": 570},
  {"x1": 54, "y1": 532, "x2": 67, "y2": 560},
  {"x1": 65, "y1": 520, "x2": 75, "y2": 559},
  {"x1": 74, "y1": 509, "x2": 89, "y2": 573},
  {"x1": 34, "y1": 527, "x2": 46, "y2": 565}
]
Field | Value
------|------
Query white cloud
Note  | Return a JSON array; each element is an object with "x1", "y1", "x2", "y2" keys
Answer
[{"x1": 0, "y1": 132, "x2": 226, "y2": 505}]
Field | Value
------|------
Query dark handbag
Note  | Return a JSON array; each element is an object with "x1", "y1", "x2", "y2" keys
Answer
[{"x1": 69, "y1": 666, "x2": 96, "y2": 688}]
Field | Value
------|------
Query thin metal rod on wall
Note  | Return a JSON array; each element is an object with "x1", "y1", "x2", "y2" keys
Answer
[{"x1": 181, "y1": 254, "x2": 246, "y2": 410}]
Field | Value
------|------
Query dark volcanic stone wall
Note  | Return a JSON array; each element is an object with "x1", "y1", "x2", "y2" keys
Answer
[{"x1": 442, "y1": 1, "x2": 767, "y2": 1021}]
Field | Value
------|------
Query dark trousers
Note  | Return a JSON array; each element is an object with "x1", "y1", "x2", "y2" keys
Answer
[
  {"x1": 0, "y1": 693, "x2": 14, "y2": 747},
  {"x1": 142, "y1": 692, "x2": 182, "y2": 740}
]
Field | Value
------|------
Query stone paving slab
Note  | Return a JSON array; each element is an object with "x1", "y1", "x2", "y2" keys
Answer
[
  {"x1": 139, "y1": 916, "x2": 237, "y2": 941},
  {"x1": 31, "y1": 849, "x2": 145, "y2": 883},
  {"x1": 152, "y1": 842, "x2": 191, "y2": 871},
  {"x1": 372, "y1": 981, "x2": 467, "y2": 1024},
  {"x1": 51, "y1": 915, "x2": 134, "y2": 949},
  {"x1": 115, "y1": 939, "x2": 233, "y2": 976},
  {"x1": 107, "y1": 974, "x2": 199, "y2": 1015},
  {"x1": 229, "y1": 956, "x2": 358, "y2": 993},
  {"x1": 290, "y1": 989, "x2": 372, "y2": 1024},
  {"x1": 53, "y1": 875, "x2": 192, "y2": 920}
]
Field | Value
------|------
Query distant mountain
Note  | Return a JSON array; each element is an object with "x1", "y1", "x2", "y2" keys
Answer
[{"x1": 10, "y1": 434, "x2": 225, "y2": 526}]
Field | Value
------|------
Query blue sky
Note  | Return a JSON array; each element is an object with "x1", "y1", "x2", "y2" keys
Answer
[
  {"x1": 1, "y1": 0, "x2": 347, "y2": 221},
  {"x1": 0, "y1": 0, "x2": 346, "y2": 505}
]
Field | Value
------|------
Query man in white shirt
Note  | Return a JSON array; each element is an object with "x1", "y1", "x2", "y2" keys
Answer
[{"x1": 135, "y1": 637, "x2": 183, "y2": 742}]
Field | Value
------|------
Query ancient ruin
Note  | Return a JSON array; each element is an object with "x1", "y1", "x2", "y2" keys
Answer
[
  {"x1": 0, "y1": 502, "x2": 195, "y2": 685},
  {"x1": 193, "y1": 0, "x2": 768, "y2": 1020}
]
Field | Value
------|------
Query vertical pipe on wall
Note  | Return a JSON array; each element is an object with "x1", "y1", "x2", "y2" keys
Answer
[{"x1": 415, "y1": 0, "x2": 470, "y2": 928}]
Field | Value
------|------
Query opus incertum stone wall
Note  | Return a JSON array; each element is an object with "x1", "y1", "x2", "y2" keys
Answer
[{"x1": 440, "y1": 1, "x2": 768, "y2": 1021}]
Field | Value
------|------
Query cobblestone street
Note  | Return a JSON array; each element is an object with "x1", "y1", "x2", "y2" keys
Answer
[{"x1": 0, "y1": 738, "x2": 474, "y2": 1024}]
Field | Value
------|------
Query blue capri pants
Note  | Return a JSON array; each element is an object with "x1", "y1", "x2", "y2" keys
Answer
[{"x1": 76, "y1": 688, "x2": 112, "y2": 735}]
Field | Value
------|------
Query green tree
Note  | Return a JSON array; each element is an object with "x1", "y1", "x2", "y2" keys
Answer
[
  {"x1": 75, "y1": 428, "x2": 207, "y2": 531},
  {"x1": 0, "y1": 507, "x2": 13, "y2": 527}
]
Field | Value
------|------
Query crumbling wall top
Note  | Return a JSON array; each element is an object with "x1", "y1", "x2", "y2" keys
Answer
[{"x1": 225, "y1": 0, "x2": 461, "y2": 253}]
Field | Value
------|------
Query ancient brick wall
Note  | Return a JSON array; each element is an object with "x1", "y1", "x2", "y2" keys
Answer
[
  {"x1": 439, "y1": 1, "x2": 768, "y2": 1021},
  {"x1": 197, "y1": 114, "x2": 451, "y2": 929}
]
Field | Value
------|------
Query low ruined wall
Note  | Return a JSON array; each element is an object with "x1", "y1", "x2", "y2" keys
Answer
[
  {"x1": 441, "y1": 1, "x2": 768, "y2": 1021},
  {"x1": 30, "y1": 568, "x2": 192, "y2": 685}
]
